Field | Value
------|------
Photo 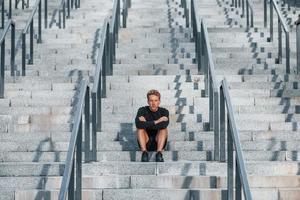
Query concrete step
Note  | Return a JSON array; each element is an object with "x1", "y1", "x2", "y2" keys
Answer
[
  {"x1": 2, "y1": 149, "x2": 299, "y2": 162},
  {"x1": 1, "y1": 175, "x2": 300, "y2": 191},
  {"x1": 0, "y1": 161, "x2": 299, "y2": 177},
  {"x1": 9, "y1": 188, "x2": 300, "y2": 200}
]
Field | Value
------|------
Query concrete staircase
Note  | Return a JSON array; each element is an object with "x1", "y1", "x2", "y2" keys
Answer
[{"x1": 0, "y1": 0, "x2": 300, "y2": 199}]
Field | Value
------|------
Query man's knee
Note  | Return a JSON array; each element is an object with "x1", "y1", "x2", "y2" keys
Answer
[
  {"x1": 137, "y1": 128, "x2": 147, "y2": 134},
  {"x1": 158, "y1": 128, "x2": 168, "y2": 135}
]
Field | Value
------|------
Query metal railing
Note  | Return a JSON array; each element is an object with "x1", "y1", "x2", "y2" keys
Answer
[
  {"x1": 122, "y1": 0, "x2": 128, "y2": 28},
  {"x1": 181, "y1": 0, "x2": 189, "y2": 27},
  {"x1": 110, "y1": 0, "x2": 121, "y2": 68},
  {"x1": 58, "y1": 79, "x2": 90, "y2": 200},
  {"x1": 91, "y1": 0, "x2": 122, "y2": 161},
  {"x1": 190, "y1": 0, "x2": 253, "y2": 198},
  {"x1": 21, "y1": 0, "x2": 48, "y2": 76},
  {"x1": 219, "y1": 79, "x2": 253, "y2": 200},
  {"x1": 296, "y1": 15, "x2": 300, "y2": 73},
  {"x1": 0, "y1": 20, "x2": 15, "y2": 98},
  {"x1": 58, "y1": 0, "x2": 80, "y2": 28},
  {"x1": 1, "y1": 0, "x2": 13, "y2": 28},
  {"x1": 200, "y1": 20, "x2": 220, "y2": 161},
  {"x1": 231, "y1": 0, "x2": 254, "y2": 29},
  {"x1": 264, "y1": 0, "x2": 290, "y2": 73},
  {"x1": 191, "y1": 0, "x2": 220, "y2": 160},
  {"x1": 91, "y1": 19, "x2": 110, "y2": 161}
]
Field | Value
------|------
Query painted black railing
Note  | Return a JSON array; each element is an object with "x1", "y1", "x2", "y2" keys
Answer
[
  {"x1": 264, "y1": 0, "x2": 290, "y2": 73},
  {"x1": 58, "y1": 79, "x2": 90, "y2": 200},
  {"x1": 21, "y1": 0, "x2": 47, "y2": 76},
  {"x1": 58, "y1": 0, "x2": 80, "y2": 28},
  {"x1": 0, "y1": 20, "x2": 15, "y2": 98},
  {"x1": 219, "y1": 79, "x2": 253, "y2": 200}
]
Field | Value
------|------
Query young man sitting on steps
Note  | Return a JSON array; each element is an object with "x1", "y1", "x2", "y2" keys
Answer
[{"x1": 135, "y1": 89, "x2": 169, "y2": 162}]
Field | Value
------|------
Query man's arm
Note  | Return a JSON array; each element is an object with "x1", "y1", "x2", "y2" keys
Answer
[
  {"x1": 153, "y1": 109, "x2": 169, "y2": 130},
  {"x1": 135, "y1": 107, "x2": 155, "y2": 129}
]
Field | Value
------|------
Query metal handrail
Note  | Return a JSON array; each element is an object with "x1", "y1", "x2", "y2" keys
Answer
[
  {"x1": 122, "y1": 0, "x2": 128, "y2": 28},
  {"x1": 0, "y1": 20, "x2": 15, "y2": 98},
  {"x1": 0, "y1": 0, "x2": 13, "y2": 28},
  {"x1": 1, "y1": 0, "x2": 4, "y2": 28},
  {"x1": 219, "y1": 79, "x2": 253, "y2": 200},
  {"x1": 21, "y1": 0, "x2": 47, "y2": 76},
  {"x1": 110, "y1": 0, "x2": 121, "y2": 66},
  {"x1": 190, "y1": 1, "x2": 253, "y2": 198},
  {"x1": 91, "y1": 19, "x2": 110, "y2": 161},
  {"x1": 232, "y1": 0, "x2": 254, "y2": 29},
  {"x1": 58, "y1": 79, "x2": 90, "y2": 200},
  {"x1": 181, "y1": 0, "x2": 189, "y2": 27},
  {"x1": 265, "y1": 0, "x2": 290, "y2": 73},
  {"x1": 91, "y1": 0, "x2": 124, "y2": 161},
  {"x1": 191, "y1": 0, "x2": 220, "y2": 160},
  {"x1": 58, "y1": 0, "x2": 80, "y2": 28}
]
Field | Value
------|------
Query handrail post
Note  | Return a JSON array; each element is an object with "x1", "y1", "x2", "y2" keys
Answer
[
  {"x1": 286, "y1": 32, "x2": 290, "y2": 74},
  {"x1": 241, "y1": 0, "x2": 245, "y2": 17},
  {"x1": 63, "y1": 3, "x2": 66, "y2": 28},
  {"x1": 227, "y1": 115, "x2": 234, "y2": 200},
  {"x1": 9, "y1": 0, "x2": 12, "y2": 19},
  {"x1": 246, "y1": 1, "x2": 249, "y2": 29},
  {"x1": 236, "y1": 162, "x2": 242, "y2": 200},
  {"x1": 0, "y1": 40, "x2": 4, "y2": 98},
  {"x1": 209, "y1": 77, "x2": 213, "y2": 131},
  {"x1": 213, "y1": 90, "x2": 219, "y2": 161},
  {"x1": 278, "y1": 18, "x2": 282, "y2": 64},
  {"x1": 22, "y1": 33, "x2": 26, "y2": 76},
  {"x1": 270, "y1": 1, "x2": 273, "y2": 42},
  {"x1": 11, "y1": 23, "x2": 15, "y2": 77},
  {"x1": 296, "y1": 15, "x2": 300, "y2": 74},
  {"x1": 122, "y1": 0, "x2": 127, "y2": 28},
  {"x1": 58, "y1": 10, "x2": 62, "y2": 28},
  {"x1": 250, "y1": 8, "x2": 253, "y2": 27},
  {"x1": 264, "y1": 0, "x2": 267, "y2": 27},
  {"x1": 38, "y1": 0, "x2": 42, "y2": 43},
  {"x1": 219, "y1": 85, "x2": 225, "y2": 162},
  {"x1": 84, "y1": 86, "x2": 90, "y2": 162},
  {"x1": 1, "y1": 0, "x2": 4, "y2": 29},
  {"x1": 29, "y1": 21, "x2": 33, "y2": 64},
  {"x1": 68, "y1": 159, "x2": 75, "y2": 199},
  {"x1": 75, "y1": 120, "x2": 82, "y2": 199},
  {"x1": 44, "y1": 0, "x2": 48, "y2": 28},
  {"x1": 67, "y1": 0, "x2": 70, "y2": 18}
]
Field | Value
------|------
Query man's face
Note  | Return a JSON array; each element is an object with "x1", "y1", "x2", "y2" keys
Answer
[{"x1": 147, "y1": 94, "x2": 160, "y2": 112}]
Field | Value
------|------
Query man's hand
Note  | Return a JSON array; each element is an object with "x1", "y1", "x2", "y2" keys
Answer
[
  {"x1": 160, "y1": 116, "x2": 168, "y2": 122},
  {"x1": 155, "y1": 116, "x2": 168, "y2": 124},
  {"x1": 139, "y1": 116, "x2": 146, "y2": 122}
]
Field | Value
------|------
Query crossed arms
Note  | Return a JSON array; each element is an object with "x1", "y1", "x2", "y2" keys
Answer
[{"x1": 135, "y1": 108, "x2": 169, "y2": 130}]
